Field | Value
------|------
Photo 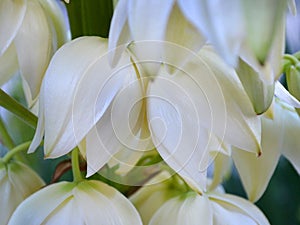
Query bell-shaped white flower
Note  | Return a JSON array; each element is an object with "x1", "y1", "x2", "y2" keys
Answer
[
  {"x1": 178, "y1": 0, "x2": 288, "y2": 68},
  {"x1": 0, "y1": 0, "x2": 70, "y2": 105},
  {"x1": 232, "y1": 98, "x2": 300, "y2": 202},
  {"x1": 131, "y1": 171, "x2": 269, "y2": 225},
  {"x1": 109, "y1": 0, "x2": 205, "y2": 74},
  {"x1": 8, "y1": 180, "x2": 142, "y2": 225},
  {"x1": 0, "y1": 159, "x2": 45, "y2": 224},
  {"x1": 29, "y1": 37, "x2": 261, "y2": 191}
]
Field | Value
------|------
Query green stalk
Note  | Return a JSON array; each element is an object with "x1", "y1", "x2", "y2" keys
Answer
[
  {"x1": 72, "y1": 148, "x2": 83, "y2": 183},
  {"x1": 2, "y1": 141, "x2": 31, "y2": 163},
  {"x1": 0, "y1": 116, "x2": 14, "y2": 149},
  {"x1": 0, "y1": 89, "x2": 37, "y2": 128}
]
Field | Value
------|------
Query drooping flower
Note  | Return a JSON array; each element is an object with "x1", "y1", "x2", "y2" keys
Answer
[
  {"x1": 108, "y1": 0, "x2": 205, "y2": 74},
  {"x1": 0, "y1": 159, "x2": 45, "y2": 224},
  {"x1": 232, "y1": 98, "x2": 300, "y2": 202},
  {"x1": 130, "y1": 171, "x2": 270, "y2": 225},
  {"x1": 29, "y1": 37, "x2": 261, "y2": 191},
  {"x1": 0, "y1": 0, "x2": 71, "y2": 105},
  {"x1": 8, "y1": 180, "x2": 142, "y2": 225}
]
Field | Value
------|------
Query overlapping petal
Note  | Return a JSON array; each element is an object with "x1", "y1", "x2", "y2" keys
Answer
[
  {"x1": 8, "y1": 180, "x2": 142, "y2": 225},
  {"x1": 14, "y1": 0, "x2": 53, "y2": 105},
  {"x1": 29, "y1": 37, "x2": 135, "y2": 160},
  {"x1": 0, "y1": 160, "x2": 45, "y2": 224},
  {"x1": 0, "y1": 0, "x2": 26, "y2": 56}
]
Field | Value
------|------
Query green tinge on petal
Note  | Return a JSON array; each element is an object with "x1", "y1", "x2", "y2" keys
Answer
[
  {"x1": 236, "y1": 58, "x2": 275, "y2": 114},
  {"x1": 0, "y1": 0, "x2": 26, "y2": 56},
  {"x1": 198, "y1": 46, "x2": 261, "y2": 154},
  {"x1": 130, "y1": 171, "x2": 183, "y2": 225},
  {"x1": 14, "y1": 0, "x2": 53, "y2": 105},
  {"x1": 286, "y1": 65, "x2": 300, "y2": 102},
  {"x1": 0, "y1": 161, "x2": 44, "y2": 224},
  {"x1": 242, "y1": 0, "x2": 287, "y2": 64},
  {"x1": 8, "y1": 182, "x2": 75, "y2": 225},
  {"x1": 0, "y1": 44, "x2": 19, "y2": 86},
  {"x1": 149, "y1": 193, "x2": 213, "y2": 225},
  {"x1": 209, "y1": 193, "x2": 270, "y2": 225},
  {"x1": 80, "y1": 180, "x2": 142, "y2": 225}
]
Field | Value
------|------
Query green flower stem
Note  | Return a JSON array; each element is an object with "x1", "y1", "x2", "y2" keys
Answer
[
  {"x1": 0, "y1": 89, "x2": 37, "y2": 128},
  {"x1": 2, "y1": 141, "x2": 31, "y2": 163},
  {"x1": 283, "y1": 54, "x2": 299, "y2": 66},
  {"x1": 0, "y1": 116, "x2": 14, "y2": 149},
  {"x1": 293, "y1": 51, "x2": 300, "y2": 60},
  {"x1": 72, "y1": 148, "x2": 83, "y2": 183}
]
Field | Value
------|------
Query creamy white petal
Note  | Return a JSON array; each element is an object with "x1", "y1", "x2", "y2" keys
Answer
[
  {"x1": 0, "y1": 161, "x2": 44, "y2": 224},
  {"x1": 38, "y1": 0, "x2": 71, "y2": 48},
  {"x1": 14, "y1": 0, "x2": 53, "y2": 104},
  {"x1": 164, "y1": 3, "x2": 206, "y2": 74},
  {"x1": 275, "y1": 100, "x2": 300, "y2": 174},
  {"x1": 108, "y1": 0, "x2": 131, "y2": 66},
  {"x1": 178, "y1": 0, "x2": 243, "y2": 66},
  {"x1": 209, "y1": 193, "x2": 270, "y2": 225},
  {"x1": 8, "y1": 182, "x2": 75, "y2": 225},
  {"x1": 198, "y1": 46, "x2": 261, "y2": 153},
  {"x1": 126, "y1": 0, "x2": 174, "y2": 76},
  {"x1": 275, "y1": 81, "x2": 300, "y2": 108},
  {"x1": 149, "y1": 193, "x2": 213, "y2": 225},
  {"x1": 288, "y1": 0, "x2": 297, "y2": 15},
  {"x1": 127, "y1": 0, "x2": 174, "y2": 41},
  {"x1": 79, "y1": 180, "x2": 142, "y2": 225},
  {"x1": 86, "y1": 70, "x2": 147, "y2": 177},
  {"x1": 0, "y1": 0, "x2": 26, "y2": 55},
  {"x1": 33, "y1": 37, "x2": 128, "y2": 158},
  {"x1": 148, "y1": 71, "x2": 213, "y2": 189},
  {"x1": 242, "y1": 0, "x2": 287, "y2": 64},
  {"x1": 0, "y1": 44, "x2": 19, "y2": 86},
  {"x1": 211, "y1": 201, "x2": 256, "y2": 225}
]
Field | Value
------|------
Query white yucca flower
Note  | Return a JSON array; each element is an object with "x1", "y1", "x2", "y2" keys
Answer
[
  {"x1": 0, "y1": 0, "x2": 70, "y2": 105},
  {"x1": 8, "y1": 180, "x2": 142, "y2": 225},
  {"x1": 0, "y1": 160, "x2": 45, "y2": 224}
]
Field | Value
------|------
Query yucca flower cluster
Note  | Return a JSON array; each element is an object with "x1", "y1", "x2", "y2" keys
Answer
[{"x1": 0, "y1": 0, "x2": 299, "y2": 224}]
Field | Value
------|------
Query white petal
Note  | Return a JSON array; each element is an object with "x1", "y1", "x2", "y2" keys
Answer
[
  {"x1": 126, "y1": 0, "x2": 174, "y2": 76},
  {"x1": 164, "y1": 3, "x2": 206, "y2": 74},
  {"x1": 148, "y1": 72, "x2": 212, "y2": 189},
  {"x1": 38, "y1": 0, "x2": 71, "y2": 48},
  {"x1": 198, "y1": 46, "x2": 261, "y2": 153},
  {"x1": 76, "y1": 180, "x2": 142, "y2": 225},
  {"x1": 8, "y1": 182, "x2": 75, "y2": 225},
  {"x1": 288, "y1": 0, "x2": 297, "y2": 15},
  {"x1": 8, "y1": 161, "x2": 45, "y2": 197},
  {"x1": 275, "y1": 99, "x2": 300, "y2": 174},
  {"x1": 108, "y1": 0, "x2": 131, "y2": 66},
  {"x1": 86, "y1": 70, "x2": 148, "y2": 177},
  {"x1": 211, "y1": 201, "x2": 256, "y2": 225},
  {"x1": 0, "y1": 44, "x2": 19, "y2": 86},
  {"x1": 35, "y1": 37, "x2": 127, "y2": 158},
  {"x1": 0, "y1": 0, "x2": 26, "y2": 55},
  {"x1": 209, "y1": 193, "x2": 270, "y2": 225},
  {"x1": 14, "y1": 0, "x2": 53, "y2": 104},
  {"x1": 42, "y1": 198, "x2": 82, "y2": 225},
  {"x1": 149, "y1": 194, "x2": 213, "y2": 225},
  {"x1": 127, "y1": 0, "x2": 174, "y2": 41},
  {"x1": 275, "y1": 81, "x2": 300, "y2": 108},
  {"x1": 242, "y1": 0, "x2": 287, "y2": 64},
  {"x1": 178, "y1": 0, "x2": 243, "y2": 66}
]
